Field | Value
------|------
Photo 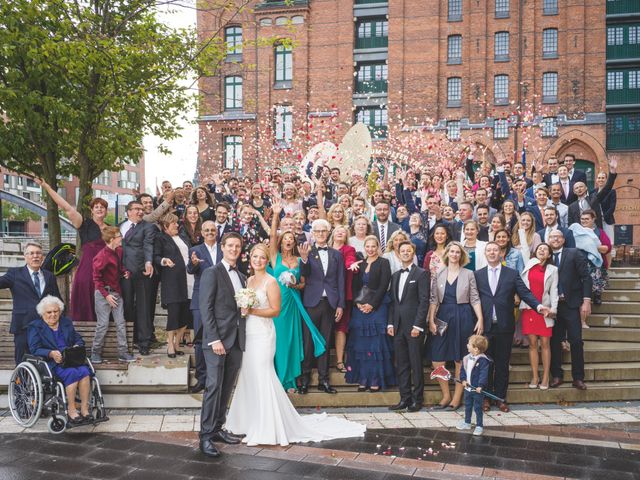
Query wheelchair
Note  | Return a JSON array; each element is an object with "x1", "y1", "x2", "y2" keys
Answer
[{"x1": 8, "y1": 354, "x2": 109, "y2": 434}]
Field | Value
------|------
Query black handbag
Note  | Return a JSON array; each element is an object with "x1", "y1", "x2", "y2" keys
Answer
[
  {"x1": 62, "y1": 345, "x2": 87, "y2": 368},
  {"x1": 353, "y1": 286, "x2": 372, "y2": 304}
]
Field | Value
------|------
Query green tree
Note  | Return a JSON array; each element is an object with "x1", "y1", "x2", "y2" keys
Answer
[{"x1": 0, "y1": 0, "x2": 240, "y2": 244}]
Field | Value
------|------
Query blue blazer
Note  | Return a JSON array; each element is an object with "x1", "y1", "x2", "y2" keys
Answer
[
  {"x1": 460, "y1": 354, "x2": 492, "y2": 389},
  {"x1": 537, "y1": 226, "x2": 576, "y2": 248},
  {"x1": 28, "y1": 316, "x2": 84, "y2": 368},
  {"x1": 187, "y1": 242, "x2": 222, "y2": 311},
  {"x1": 474, "y1": 266, "x2": 541, "y2": 335},
  {"x1": 300, "y1": 246, "x2": 345, "y2": 310},
  {"x1": 0, "y1": 266, "x2": 61, "y2": 334}
]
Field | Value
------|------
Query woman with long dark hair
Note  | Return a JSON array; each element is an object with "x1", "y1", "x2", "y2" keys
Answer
[{"x1": 191, "y1": 186, "x2": 216, "y2": 222}]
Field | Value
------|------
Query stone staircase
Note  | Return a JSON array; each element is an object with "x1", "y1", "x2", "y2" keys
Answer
[{"x1": 2, "y1": 267, "x2": 640, "y2": 409}]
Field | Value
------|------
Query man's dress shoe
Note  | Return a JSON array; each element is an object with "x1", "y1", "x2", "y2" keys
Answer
[
  {"x1": 212, "y1": 430, "x2": 242, "y2": 444},
  {"x1": 482, "y1": 399, "x2": 491, "y2": 412},
  {"x1": 388, "y1": 401, "x2": 411, "y2": 411},
  {"x1": 497, "y1": 401, "x2": 510, "y2": 413},
  {"x1": 297, "y1": 384, "x2": 308, "y2": 394},
  {"x1": 191, "y1": 383, "x2": 205, "y2": 394},
  {"x1": 318, "y1": 382, "x2": 337, "y2": 394},
  {"x1": 407, "y1": 403, "x2": 423, "y2": 412},
  {"x1": 550, "y1": 378, "x2": 564, "y2": 388},
  {"x1": 572, "y1": 380, "x2": 587, "y2": 390},
  {"x1": 199, "y1": 440, "x2": 221, "y2": 458}
]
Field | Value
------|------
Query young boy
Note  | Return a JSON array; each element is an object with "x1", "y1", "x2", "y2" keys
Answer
[{"x1": 456, "y1": 335, "x2": 492, "y2": 436}]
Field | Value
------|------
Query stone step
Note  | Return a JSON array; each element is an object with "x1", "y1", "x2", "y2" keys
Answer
[
  {"x1": 608, "y1": 278, "x2": 640, "y2": 290},
  {"x1": 608, "y1": 267, "x2": 640, "y2": 278},
  {"x1": 601, "y1": 289, "x2": 640, "y2": 302},
  {"x1": 588, "y1": 314, "x2": 640, "y2": 328},
  {"x1": 582, "y1": 327, "x2": 640, "y2": 342},
  {"x1": 592, "y1": 302, "x2": 640, "y2": 314},
  {"x1": 73, "y1": 379, "x2": 640, "y2": 409}
]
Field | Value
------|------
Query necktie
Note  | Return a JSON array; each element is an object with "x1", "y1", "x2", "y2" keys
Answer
[
  {"x1": 489, "y1": 267, "x2": 498, "y2": 295},
  {"x1": 317, "y1": 246, "x2": 328, "y2": 251},
  {"x1": 217, "y1": 225, "x2": 223, "y2": 240},
  {"x1": 380, "y1": 224, "x2": 386, "y2": 251},
  {"x1": 563, "y1": 182, "x2": 568, "y2": 198},
  {"x1": 125, "y1": 222, "x2": 136, "y2": 240},
  {"x1": 32, "y1": 271, "x2": 41, "y2": 297},
  {"x1": 554, "y1": 252, "x2": 560, "y2": 267}
]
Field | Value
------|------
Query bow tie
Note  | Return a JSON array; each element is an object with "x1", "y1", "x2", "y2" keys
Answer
[
  {"x1": 317, "y1": 247, "x2": 328, "y2": 251},
  {"x1": 228, "y1": 264, "x2": 238, "y2": 272},
  {"x1": 400, "y1": 268, "x2": 410, "y2": 274},
  {"x1": 469, "y1": 355, "x2": 477, "y2": 362}
]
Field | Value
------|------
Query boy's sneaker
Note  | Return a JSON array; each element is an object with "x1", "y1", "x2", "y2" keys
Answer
[
  {"x1": 118, "y1": 353, "x2": 136, "y2": 362},
  {"x1": 456, "y1": 421, "x2": 472, "y2": 431},
  {"x1": 473, "y1": 426, "x2": 484, "y2": 436},
  {"x1": 90, "y1": 353, "x2": 103, "y2": 364}
]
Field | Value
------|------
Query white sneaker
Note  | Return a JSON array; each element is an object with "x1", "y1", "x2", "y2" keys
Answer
[
  {"x1": 473, "y1": 426, "x2": 484, "y2": 436},
  {"x1": 456, "y1": 421, "x2": 472, "y2": 431}
]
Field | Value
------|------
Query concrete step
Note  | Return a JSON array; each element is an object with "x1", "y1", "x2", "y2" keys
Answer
[
  {"x1": 608, "y1": 267, "x2": 640, "y2": 278},
  {"x1": 582, "y1": 327, "x2": 640, "y2": 342},
  {"x1": 608, "y1": 278, "x2": 640, "y2": 290},
  {"x1": 601, "y1": 289, "x2": 640, "y2": 302},
  {"x1": 88, "y1": 379, "x2": 640, "y2": 409},
  {"x1": 588, "y1": 314, "x2": 640, "y2": 328},
  {"x1": 592, "y1": 302, "x2": 640, "y2": 314}
]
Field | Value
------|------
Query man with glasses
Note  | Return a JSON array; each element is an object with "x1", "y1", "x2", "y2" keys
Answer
[
  {"x1": 299, "y1": 219, "x2": 345, "y2": 394},
  {"x1": 0, "y1": 242, "x2": 61, "y2": 364},
  {"x1": 187, "y1": 221, "x2": 223, "y2": 393}
]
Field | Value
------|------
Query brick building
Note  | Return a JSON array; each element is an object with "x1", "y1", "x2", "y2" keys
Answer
[{"x1": 197, "y1": 0, "x2": 640, "y2": 241}]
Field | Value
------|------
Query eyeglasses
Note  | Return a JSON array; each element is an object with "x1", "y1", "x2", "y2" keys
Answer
[
  {"x1": 313, "y1": 229, "x2": 329, "y2": 233},
  {"x1": 25, "y1": 252, "x2": 43, "y2": 256},
  {"x1": 202, "y1": 229, "x2": 216, "y2": 233}
]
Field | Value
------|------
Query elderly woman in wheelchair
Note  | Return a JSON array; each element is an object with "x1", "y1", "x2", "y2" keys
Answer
[{"x1": 8, "y1": 295, "x2": 107, "y2": 433}]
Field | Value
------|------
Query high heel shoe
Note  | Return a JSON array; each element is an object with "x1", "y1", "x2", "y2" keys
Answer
[
  {"x1": 448, "y1": 403, "x2": 461, "y2": 411},
  {"x1": 167, "y1": 350, "x2": 176, "y2": 358},
  {"x1": 175, "y1": 350, "x2": 185, "y2": 356}
]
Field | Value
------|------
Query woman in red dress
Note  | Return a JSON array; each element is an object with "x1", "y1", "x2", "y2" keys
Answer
[
  {"x1": 329, "y1": 225, "x2": 360, "y2": 373},
  {"x1": 519, "y1": 243, "x2": 558, "y2": 390}
]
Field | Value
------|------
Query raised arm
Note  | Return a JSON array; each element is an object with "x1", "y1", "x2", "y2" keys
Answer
[
  {"x1": 35, "y1": 178, "x2": 83, "y2": 228},
  {"x1": 269, "y1": 200, "x2": 283, "y2": 268}
]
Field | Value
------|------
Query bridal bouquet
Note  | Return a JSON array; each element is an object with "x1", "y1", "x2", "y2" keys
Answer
[
  {"x1": 278, "y1": 271, "x2": 296, "y2": 287},
  {"x1": 235, "y1": 288, "x2": 257, "y2": 309}
]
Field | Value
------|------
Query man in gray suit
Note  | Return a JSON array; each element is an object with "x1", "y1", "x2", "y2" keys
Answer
[
  {"x1": 198, "y1": 232, "x2": 245, "y2": 458},
  {"x1": 120, "y1": 200, "x2": 156, "y2": 356}
]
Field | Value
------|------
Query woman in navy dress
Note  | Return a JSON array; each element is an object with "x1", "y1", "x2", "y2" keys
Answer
[
  {"x1": 36, "y1": 178, "x2": 107, "y2": 322},
  {"x1": 346, "y1": 235, "x2": 395, "y2": 392},
  {"x1": 428, "y1": 242, "x2": 483, "y2": 409},
  {"x1": 28, "y1": 296, "x2": 92, "y2": 424}
]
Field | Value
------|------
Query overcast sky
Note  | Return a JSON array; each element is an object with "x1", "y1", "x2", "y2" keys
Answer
[{"x1": 142, "y1": 2, "x2": 199, "y2": 193}]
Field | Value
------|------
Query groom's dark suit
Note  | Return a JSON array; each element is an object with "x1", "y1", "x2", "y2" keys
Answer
[{"x1": 199, "y1": 260, "x2": 246, "y2": 442}]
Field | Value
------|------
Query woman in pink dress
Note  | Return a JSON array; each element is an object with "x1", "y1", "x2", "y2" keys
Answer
[{"x1": 519, "y1": 243, "x2": 558, "y2": 390}]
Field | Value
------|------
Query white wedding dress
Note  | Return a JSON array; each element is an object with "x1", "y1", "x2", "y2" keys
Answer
[{"x1": 225, "y1": 283, "x2": 366, "y2": 446}]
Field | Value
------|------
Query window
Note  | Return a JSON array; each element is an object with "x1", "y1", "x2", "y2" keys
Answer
[
  {"x1": 494, "y1": 119, "x2": 509, "y2": 139},
  {"x1": 3, "y1": 174, "x2": 9, "y2": 186},
  {"x1": 494, "y1": 32, "x2": 509, "y2": 61},
  {"x1": 225, "y1": 26, "x2": 242, "y2": 57},
  {"x1": 607, "y1": 113, "x2": 640, "y2": 150},
  {"x1": 356, "y1": 107, "x2": 388, "y2": 139},
  {"x1": 630, "y1": 71, "x2": 640, "y2": 89},
  {"x1": 275, "y1": 105, "x2": 293, "y2": 148},
  {"x1": 448, "y1": 0, "x2": 462, "y2": 21},
  {"x1": 607, "y1": 71, "x2": 624, "y2": 90},
  {"x1": 542, "y1": 72, "x2": 558, "y2": 103},
  {"x1": 275, "y1": 45, "x2": 293, "y2": 83},
  {"x1": 447, "y1": 77, "x2": 462, "y2": 107},
  {"x1": 448, "y1": 35, "x2": 462, "y2": 64},
  {"x1": 630, "y1": 26, "x2": 639, "y2": 44},
  {"x1": 94, "y1": 171, "x2": 111, "y2": 185},
  {"x1": 224, "y1": 76, "x2": 242, "y2": 110},
  {"x1": 356, "y1": 19, "x2": 388, "y2": 48},
  {"x1": 543, "y1": 29, "x2": 558, "y2": 58},
  {"x1": 543, "y1": 0, "x2": 558, "y2": 15},
  {"x1": 17, "y1": 177, "x2": 24, "y2": 186},
  {"x1": 494, "y1": 75, "x2": 509, "y2": 104},
  {"x1": 447, "y1": 121, "x2": 461, "y2": 140},
  {"x1": 495, "y1": 0, "x2": 509, "y2": 18},
  {"x1": 356, "y1": 63, "x2": 388, "y2": 93},
  {"x1": 607, "y1": 27, "x2": 623, "y2": 46},
  {"x1": 224, "y1": 135, "x2": 243, "y2": 171},
  {"x1": 541, "y1": 117, "x2": 557, "y2": 137}
]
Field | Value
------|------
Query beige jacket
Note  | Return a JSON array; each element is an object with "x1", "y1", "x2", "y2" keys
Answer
[
  {"x1": 430, "y1": 268, "x2": 480, "y2": 306},
  {"x1": 519, "y1": 258, "x2": 559, "y2": 314}
]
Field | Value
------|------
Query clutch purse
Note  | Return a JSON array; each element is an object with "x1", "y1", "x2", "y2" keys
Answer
[
  {"x1": 434, "y1": 318, "x2": 448, "y2": 336},
  {"x1": 62, "y1": 345, "x2": 87, "y2": 368},
  {"x1": 353, "y1": 286, "x2": 372, "y2": 304}
]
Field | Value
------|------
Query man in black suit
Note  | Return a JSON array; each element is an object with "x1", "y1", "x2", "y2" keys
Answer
[
  {"x1": 187, "y1": 220, "x2": 223, "y2": 393},
  {"x1": 563, "y1": 154, "x2": 588, "y2": 186},
  {"x1": 474, "y1": 242, "x2": 549, "y2": 412},
  {"x1": 537, "y1": 206, "x2": 575, "y2": 248},
  {"x1": 198, "y1": 232, "x2": 245, "y2": 457},
  {"x1": 449, "y1": 201, "x2": 474, "y2": 242},
  {"x1": 0, "y1": 242, "x2": 61, "y2": 364},
  {"x1": 547, "y1": 230, "x2": 592, "y2": 390},
  {"x1": 372, "y1": 201, "x2": 400, "y2": 252},
  {"x1": 299, "y1": 219, "x2": 345, "y2": 394},
  {"x1": 387, "y1": 241, "x2": 430, "y2": 412},
  {"x1": 543, "y1": 156, "x2": 560, "y2": 187},
  {"x1": 213, "y1": 203, "x2": 234, "y2": 241},
  {"x1": 120, "y1": 200, "x2": 156, "y2": 355},
  {"x1": 567, "y1": 158, "x2": 617, "y2": 228}
]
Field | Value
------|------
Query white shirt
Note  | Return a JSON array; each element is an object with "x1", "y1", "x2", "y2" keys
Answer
[
  {"x1": 120, "y1": 219, "x2": 135, "y2": 237},
  {"x1": 317, "y1": 246, "x2": 329, "y2": 297},
  {"x1": 204, "y1": 242, "x2": 218, "y2": 265},
  {"x1": 27, "y1": 266, "x2": 45, "y2": 294},
  {"x1": 398, "y1": 266, "x2": 411, "y2": 301}
]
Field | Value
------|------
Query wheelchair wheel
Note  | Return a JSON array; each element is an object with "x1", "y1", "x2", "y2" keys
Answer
[
  {"x1": 90, "y1": 377, "x2": 106, "y2": 420},
  {"x1": 8, "y1": 361, "x2": 43, "y2": 428},
  {"x1": 47, "y1": 416, "x2": 67, "y2": 434}
]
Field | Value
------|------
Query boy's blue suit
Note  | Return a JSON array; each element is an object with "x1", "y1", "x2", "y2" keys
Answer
[{"x1": 460, "y1": 353, "x2": 492, "y2": 428}]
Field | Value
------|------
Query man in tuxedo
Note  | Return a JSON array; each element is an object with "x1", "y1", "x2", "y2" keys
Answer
[
  {"x1": 120, "y1": 201, "x2": 156, "y2": 355},
  {"x1": 568, "y1": 161, "x2": 617, "y2": 227},
  {"x1": 187, "y1": 221, "x2": 223, "y2": 393},
  {"x1": 387, "y1": 242, "x2": 430, "y2": 412},
  {"x1": 543, "y1": 156, "x2": 560, "y2": 187},
  {"x1": 547, "y1": 230, "x2": 592, "y2": 390},
  {"x1": 372, "y1": 201, "x2": 400, "y2": 252},
  {"x1": 213, "y1": 203, "x2": 234, "y2": 241},
  {"x1": 0, "y1": 242, "x2": 61, "y2": 364},
  {"x1": 198, "y1": 232, "x2": 245, "y2": 458},
  {"x1": 299, "y1": 219, "x2": 345, "y2": 394},
  {"x1": 537, "y1": 206, "x2": 575, "y2": 248},
  {"x1": 474, "y1": 242, "x2": 548, "y2": 412},
  {"x1": 563, "y1": 154, "x2": 588, "y2": 186}
]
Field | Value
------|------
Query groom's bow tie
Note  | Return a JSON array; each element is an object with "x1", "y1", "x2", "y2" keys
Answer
[
  {"x1": 228, "y1": 265, "x2": 238, "y2": 272},
  {"x1": 316, "y1": 246, "x2": 328, "y2": 251}
]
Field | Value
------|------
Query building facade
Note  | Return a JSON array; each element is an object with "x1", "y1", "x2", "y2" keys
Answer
[{"x1": 197, "y1": 0, "x2": 640, "y2": 240}]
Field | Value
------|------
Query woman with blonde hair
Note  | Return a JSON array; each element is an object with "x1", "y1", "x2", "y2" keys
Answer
[
  {"x1": 326, "y1": 203, "x2": 349, "y2": 230},
  {"x1": 461, "y1": 220, "x2": 488, "y2": 271},
  {"x1": 511, "y1": 211, "x2": 541, "y2": 263},
  {"x1": 428, "y1": 241, "x2": 483, "y2": 409},
  {"x1": 383, "y1": 229, "x2": 416, "y2": 274},
  {"x1": 349, "y1": 215, "x2": 372, "y2": 255}
]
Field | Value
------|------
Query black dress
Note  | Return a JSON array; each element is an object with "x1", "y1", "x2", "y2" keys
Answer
[{"x1": 70, "y1": 218, "x2": 105, "y2": 322}]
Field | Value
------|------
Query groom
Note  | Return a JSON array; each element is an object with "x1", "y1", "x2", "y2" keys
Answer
[
  {"x1": 299, "y1": 218, "x2": 345, "y2": 394},
  {"x1": 198, "y1": 232, "x2": 246, "y2": 458}
]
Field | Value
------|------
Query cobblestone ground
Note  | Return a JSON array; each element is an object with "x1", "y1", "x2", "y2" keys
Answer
[{"x1": 1, "y1": 402, "x2": 639, "y2": 480}]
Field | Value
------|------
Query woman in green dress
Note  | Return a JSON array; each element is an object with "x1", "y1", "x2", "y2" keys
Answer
[{"x1": 268, "y1": 201, "x2": 326, "y2": 391}]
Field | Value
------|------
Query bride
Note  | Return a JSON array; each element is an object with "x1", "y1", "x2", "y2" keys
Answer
[{"x1": 225, "y1": 243, "x2": 366, "y2": 446}]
